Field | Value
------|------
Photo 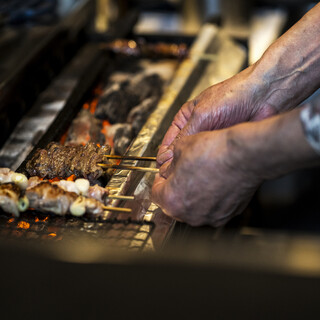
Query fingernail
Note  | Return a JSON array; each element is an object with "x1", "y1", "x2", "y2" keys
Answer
[{"x1": 157, "y1": 149, "x2": 173, "y2": 164}]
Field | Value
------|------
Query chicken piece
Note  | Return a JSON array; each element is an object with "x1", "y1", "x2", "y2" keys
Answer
[
  {"x1": 0, "y1": 168, "x2": 28, "y2": 189},
  {"x1": 26, "y1": 182, "x2": 77, "y2": 216},
  {"x1": 26, "y1": 181, "x2": 105, "y2": 217},
  {"x1": 0, "y1": 183, "x2": 29, "y2": 217},
  {"x1": 88, "y1": 184, "x2": 110, "y2": 205}
]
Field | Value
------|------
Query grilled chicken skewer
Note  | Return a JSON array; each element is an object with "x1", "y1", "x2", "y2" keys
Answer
[{"x1": 26, "y1": 182, "x2": 131, "y2": 217}]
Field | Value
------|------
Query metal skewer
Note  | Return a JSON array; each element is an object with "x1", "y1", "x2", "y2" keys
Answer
[
  {"x1": 103, "y1": 206, "x2": 132, "y2": 213},
  {"x1": 104, "y1": 155, "x2": 156, "y2": 161},
  {"x1": 98, "y1": 163, "x2": 159, "y2": 173}
]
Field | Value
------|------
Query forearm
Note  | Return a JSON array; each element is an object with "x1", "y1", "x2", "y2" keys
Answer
[
  {"x1": 228, "y1": 108, "x2": 320, "y2": 181},
  {"x1": 250, "y1": 3, "x2": 320, "y2": 114}
]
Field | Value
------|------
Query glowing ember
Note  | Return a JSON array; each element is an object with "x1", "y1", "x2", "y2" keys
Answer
[
  {"x1": 89, "y1": 98, "x2": 98, "y2": 114},
  {"x1": 101, "y1": 120, "x2": 113, "y2": 147},
  {"x1": 35, "y1": 217, "x2": 39, "y2": 222},
  {"x1": 67, "y1": 175, "x2": 76, "y2": 181},
  {"x1": 8, "y1": 218, "x2": 15, "y2": 223},
  {"x1": 48, "y1": 233, "x2": 57, "y2": 237},
  {"x1": 17, "y1": 221, "x2": 30, "y2": 229}
]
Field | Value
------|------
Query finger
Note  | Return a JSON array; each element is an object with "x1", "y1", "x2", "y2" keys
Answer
[
  {"x1": 151, "y1": 174, "x2": 175, "y2": 218},
  {"x1": 159, "y1": 159, "x2": 172, "y2": 178},
  {"x1": 157, "y1": 101, "x2": 194, "y2": 165},
  {"x1": 157, "y1": 147, "x2": 173, "y2": 167}
]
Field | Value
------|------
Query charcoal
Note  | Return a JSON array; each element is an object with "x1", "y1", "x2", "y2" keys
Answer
[
  {"x1": 65, "y1": 109, "x2": 105, "y2": 146},
  {"x1": 126, "y1": 73, "x2": 163, "y2": 102},
  {"x1": 111, "y1": 124, "x2": 133, "y2": 155},
  {"x1": 127, "y1": 97, "x2": 158, "y2": 136},
  {"x1": 95, "y1": 81, "x2": 139, "y2": 123}
]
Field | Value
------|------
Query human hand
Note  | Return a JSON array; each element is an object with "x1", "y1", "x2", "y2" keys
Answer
[
  {"x1": 157, "y1": 66, "x2": 276, "y2": 170},
  {"x1": 153, "y1": 129, "x2": 262, "y2": 227}
]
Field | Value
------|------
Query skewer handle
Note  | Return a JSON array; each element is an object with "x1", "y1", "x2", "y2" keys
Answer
[
  {"x1": 99, "y1": 163, "x2": 159, "y2": 173},
  {"x1": 104, "y1": 155, "x2": 157, "y2": 161},
  {"x1": 108, "y1": 195, "x2": 135, "y2": 200},
  {"x1": 103, "y1": 206, "x2": 132, "y2": 213}
]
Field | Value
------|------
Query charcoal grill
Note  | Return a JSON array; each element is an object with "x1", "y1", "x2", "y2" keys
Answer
[{"x1": 0, "y1": 0, "x2": 247, "y2": 252}]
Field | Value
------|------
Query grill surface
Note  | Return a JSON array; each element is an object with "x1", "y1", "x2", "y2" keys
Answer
[{"x1": 0, "y1": 213, "x2": 154, "y2": 251}]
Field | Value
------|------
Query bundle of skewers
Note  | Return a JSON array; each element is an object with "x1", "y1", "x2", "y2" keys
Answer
[{"x1": 0, "y1": 142, "x2": 158, "y2": 219}]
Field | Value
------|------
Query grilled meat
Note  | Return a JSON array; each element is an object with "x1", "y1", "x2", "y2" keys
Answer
[
  {"x1": 26, "y1": 181, "x2": 105, "y2": 217},
  {"x1": 0, "y1": 168, "x2": 28, "y2": 189},
  {"x1": 0, "y1": 183, "x2": 28, "y2": 217},
  {"x1": 27, "y1": 176, "x2": 110, "y2": 205},
  {"x1": 26, "y1": 181, "x2": 77, "y2": 215},
  {"x1": 26, "y1": 142, "x2": 111, "y2": 183}
]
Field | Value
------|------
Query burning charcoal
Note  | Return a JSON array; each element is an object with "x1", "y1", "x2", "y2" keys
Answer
[
  {"x1": 127, "y1": 97, "x2": 159, "y2": 136},
  {"x1": 95, "y1": 81, "x2": 139, "y2": 123},
  {"x1": 109, "y1": 123, "x2": 133, "y2": 155},
  {"x1": 64, "y1": 109, "x2": 105, "y2": 146},
  {"x1": 26, "y1": 142, "x2": 111, "y2": 183},
  {"x1": 126, "y1": 73, "x2": 163, "y2": 102}
]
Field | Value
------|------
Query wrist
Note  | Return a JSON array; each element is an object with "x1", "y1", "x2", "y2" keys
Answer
[{"x1": 227, "y1": 109, "x2": 320, "y2": 182}]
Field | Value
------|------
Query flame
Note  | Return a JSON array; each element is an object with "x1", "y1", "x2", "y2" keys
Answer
[
  {"x1": 35, "y1": 217, "x2": 39, "y2": 222},
  {"x1": 17, "y1": 221, "x2": 30, "y2": 229},
  {"x1": 8, "y1": 218, "x2": 14, "y2": 223}
]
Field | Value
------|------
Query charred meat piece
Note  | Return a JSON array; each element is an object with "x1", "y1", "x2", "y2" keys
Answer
[
  {"x1": 26, "y1": 142, "x2": 111, "y2": 183},
  {"x1": 127, "y1": 97, "x2": 159, "y2": 136},
  {"x1": 0, "y1": 183, "x2": 29, "y2": 217},
  {"x1": 95, "y1": 81, "x2": 139, "y2": 123},
  {"x1": 26, "y1": 181, "x2": 105, "y2": 217},
  {"x1": 64, "y1": 109, "x2": 105, "y2": 146}
]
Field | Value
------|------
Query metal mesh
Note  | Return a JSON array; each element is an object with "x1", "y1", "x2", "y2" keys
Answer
[{"x1": 0, "y1": 213, "x2": 154, "y2": 251}]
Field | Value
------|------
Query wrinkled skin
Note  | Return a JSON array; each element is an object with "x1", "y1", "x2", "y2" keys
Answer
[
  {"x1": 156, "y1": 67, "x2": 276, "y2": 176},
  {"x1": 152, "y1": 130, "x2": 262, "y2": 227}
]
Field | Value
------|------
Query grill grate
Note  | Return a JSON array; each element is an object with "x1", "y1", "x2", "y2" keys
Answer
[{"x1": 0, "y1": 213, "x2": 154, "y2": 251}]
